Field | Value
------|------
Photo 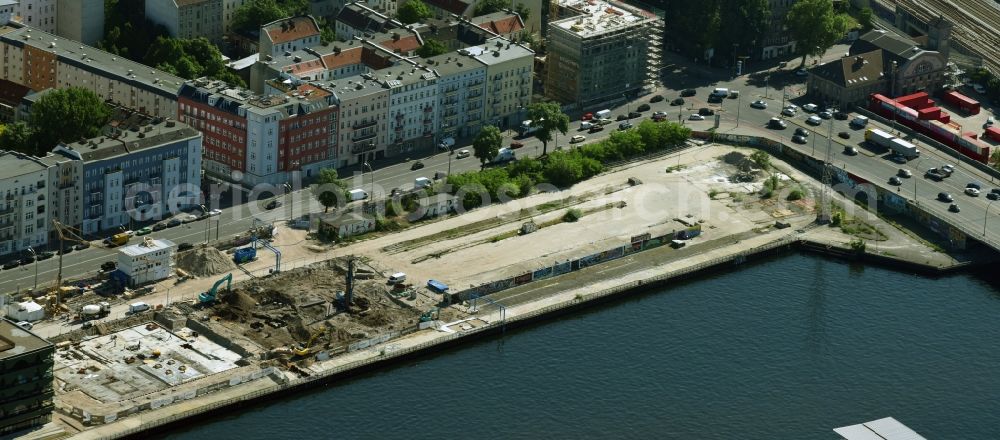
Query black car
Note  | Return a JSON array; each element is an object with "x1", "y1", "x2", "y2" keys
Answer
[
  {"x1": 434, "y1": 171, "x2": 447, "y2": 180},
  {"x1": 2, "y1": 260, "x2": 20, "y2": 270},
  {"x1": 671, "y1": 98, "x2": 685, "y2": 106},
  {"x1": 38, "y1": 251, "x2": 56, "y2": 261},
  {"x1": 636, "y1": 103, "x2": 651, "y2": 112},
  {"x1": 949, "y1": 203, "x2": 961, "y2": 212},
  {"x1": 680, "y1": 89, "x2": 697, "y2": 97},
  {"x1": 73, "y1": 242, "x2": 90, "y2": 251},
  {"x1": 838, "y1": 131, "x2": 851, "y2": 139},
  {"x1": 889, "y1": 176, "x2": 902, "y2": 185},
  {"x1": 792, "y1": 135, "x2": 807, "y2": 144},
  {"x1": 987, "y1": 192, "x2": 999, "y2": 201},
  {"x1": 265, "y1": 200, "x2": 283, "y2": 210},
  {"x1": 650, "y1": 95, "x2": 664, "y2": 103},
  {"x1": 20, "y1": 256, "x2": 34, "y2": 265},
  {"x1": 707, "y1": 95, "x2": 723, "y2": 103},
  {"x1": 794, "y1": 127, "x2": 809, "y2": 136},
  {"x1": 938, "y1": 192, "x2": 953, "y2": 202},
  {"x1": 616, "y1": 114, "x2": 629, "y2": 121},
  {"x1": 698, "y1": 108, "x2": 715, "y2": 116},
  {"x1": 627, "y1": 111, "x2": 641, "y2": 119},
  {"x1": 100, "y1": 261, "x2": 117, "y2": 272},
  {"x1": 768, "y1": 118, "x2": 787, "y2": 129},
  {"x1": 618, "y1": 122, "x2": 633, "y2": 130},
  {"x1": 153, "y1": 223, "x2": 167, "y2": 231},
  {"x1": 166, "y1": 219, "x2": 183, "y2": 228},
  {"x1": 178, "y1": 242, "x2": 194, "y2": 252},
  {"x1": 411, "y1": 161, "x2": 424, "y2": 170},
  {"x1": 843, "y1": 147, "x2": 858, "y2": 156},
  {"x1": 833, "y1": 111, "x2": 849, "y2": 120},
  {"x1": 589, "y1": 125, "x2": 605, "y2": 133},
  {"x1": 58, "y1": 246, "x2": 73, "y2": 255}
]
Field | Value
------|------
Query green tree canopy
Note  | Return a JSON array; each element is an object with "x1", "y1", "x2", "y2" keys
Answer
[
  {"x1": 716, "y1": 0, "x2": 770, "y2": 65},
  {"x1": 398, "y1": 0, "x2": 432, "y2": 24},
  {"x1": 144, "y1": 37, "x2": 246, "y2": 87},
  {"x1": 857, "y1": 7, "x2": 875, "y2": 31},
  {"x1": 98, "y1": 0, "x2": 170, "y2": 61},
  {"x1": 474, "y1": 0, "x2": 508, "y2": 16},
  {"x1": 417, "y1": 39, "x2": 449, "y2": 58},
  {"x1": 0, "y1": 122, "x2": 33, "y2": 155},
  {"x1": 514, "y1": 3, "x2": 531, "y2": 21},
  {"x1": 786, "y1": 0, "x2": 851, "y2": 66},
  {"x1": 472, "y1": 125, "x2": 503, "y2": 167},
  {"x1": 30, "y1": 88, "x2": 112, "y2": 155},
  {"x1": 663, "y1": 0, "x2": 720, "y2": 61},
  {"x1": 312, "y1": 168, "x2": 347, "y2": 212},
  {"x1": 526, "y1": 102, "x2": 570, "y2": 156},
  {"x1": 231, "y1": 0, "x2": 288, "y2": 34}
]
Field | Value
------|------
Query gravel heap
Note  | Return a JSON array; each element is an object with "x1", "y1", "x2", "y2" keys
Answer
[{"x1": 175, "y1": 246, "x2": 237, "y2": 277}]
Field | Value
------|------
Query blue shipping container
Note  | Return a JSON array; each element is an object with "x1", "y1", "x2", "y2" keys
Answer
[{"x1": 427, "y1": 279, "x2": 449, "y2": 293}]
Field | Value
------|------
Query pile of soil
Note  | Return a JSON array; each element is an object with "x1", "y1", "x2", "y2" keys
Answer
[{"x1": 176, "y1": 247, "x2": 237, "y2": 277}]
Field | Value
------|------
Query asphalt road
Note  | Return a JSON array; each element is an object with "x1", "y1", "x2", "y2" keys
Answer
[{"x1": 4, "y1": 45, "x2": 998, "y2": 297}]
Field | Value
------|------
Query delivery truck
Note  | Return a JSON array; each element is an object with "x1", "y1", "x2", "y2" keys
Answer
[
  {"x1": 493, "y1": 147, "x2": 516, "y2": 164},
  {"x1": 865, "y1": 128, "x2": 920, "y2": 159}
]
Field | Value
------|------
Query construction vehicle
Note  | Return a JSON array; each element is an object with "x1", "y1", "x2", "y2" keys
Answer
[
  {"x1": 233, "y1": 247, "x2": 257, "y2": 264},
  {"x1": 80, "y1": 302, "x2": 111, "y2": 320},
  {"x1": 293, "y1": 326, "x2": 326, "y2": 357},
  {"x1": 420, "y1": 308, "x2": 440, "y2": 322},
  {"x1": 106, "y1": 233, "x2": 130, "y2": 247},
  {"x1": 198, "y1": 273, "x2": 233, "y2": 304}
]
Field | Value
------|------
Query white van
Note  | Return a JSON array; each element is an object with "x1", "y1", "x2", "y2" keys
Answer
[
  {"x1": 414, "y1": 177, "x2": 432, "y2": 189},
  {"x1": 388, "y1": 272, "x2": 407, "y2": 284},
  {"x1": 580, "y1": 121, "x2": 594, "y2": 130},
  {"x1": 128, "y1": 302, "x2": 150, "y2": 314},
  {"x1": 348, "y1": 188, "x2": 368, "y2": 201},
  {"x1": 711, "y1": 88, "x2": 730, "y2": 98},
  {"x1": 850, "y1": 115, "x2": 869, "y2": 127},
  {"x1": 595, "y1": 109, "x2": 612, "y2": 119}
]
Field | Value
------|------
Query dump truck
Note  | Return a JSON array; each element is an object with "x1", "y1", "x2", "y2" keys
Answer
[{"x1": 865, "y1": 128, "x2": 920, "y2": 159}]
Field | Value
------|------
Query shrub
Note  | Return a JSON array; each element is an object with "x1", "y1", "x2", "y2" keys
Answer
[
  {"x1": 786, "y1": 187, "x2": 805, "y2": 201},
  {"x1": 563, "y1": 208, "x2": 583, "y2": 222}
]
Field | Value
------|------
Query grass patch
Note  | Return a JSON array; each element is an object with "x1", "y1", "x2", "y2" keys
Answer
[
  {"x1": 563, "y1": 208, "x2": 583, "y2": 222},
  {"x1": 665, "y1": 164, "x2": 687, "y2": 173}
]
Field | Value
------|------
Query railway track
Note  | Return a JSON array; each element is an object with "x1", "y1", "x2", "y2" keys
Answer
[{"x1": 891, "y1": 0, "x2": 1000, "y2": 73}]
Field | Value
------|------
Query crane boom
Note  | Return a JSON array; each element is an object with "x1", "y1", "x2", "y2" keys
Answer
[{"x1": 51, "y1": 219, "x2": 91, "y2": 307}]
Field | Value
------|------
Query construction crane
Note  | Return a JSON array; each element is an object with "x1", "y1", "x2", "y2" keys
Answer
[{"x1": 50, "y1": 219, "x2": 94, "y2": 309}]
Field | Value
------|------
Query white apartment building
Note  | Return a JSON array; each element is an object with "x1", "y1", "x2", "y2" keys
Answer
[
  {"x1": 0, "y1": 24, "x2": 184, "y2": 119},
  {"x1": 259, "y1": 16, "x2": 321, "y2": 59},
  {"x1": 14, "y1": 0, "x2": 55, "y2": 32},
  {"x1": 386, "y1": 67, "x2": 439, "y2": 156},
  {"x1": 468, "y1": 37, "x2": 533, "y2": 130},
  {"x1": 145, "y1": 0, "x2": 224, "y2": 44},
  {"x1": 55, "y1": 0, "x2": 103, "y2": 45},
  {"x1": 0, "y1": 1, "x2": 16, "y2": 26},
  {"x1": 0, "y1": 151, "x2": 53, "y2": 258},
  {"x1": 116, "y1": 237, "x2": 176, "y2": 286},
  {"x1": 331, "y1": 76, "x2": 389, "y2": 166},
  {"x1": 425, "y1": 52, "x2": 486, "y2": 139}
]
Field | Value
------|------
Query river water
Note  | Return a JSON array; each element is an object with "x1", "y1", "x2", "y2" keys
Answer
[{"x1": 164, "y1": 253, "x2": 1000, "y2": 439}]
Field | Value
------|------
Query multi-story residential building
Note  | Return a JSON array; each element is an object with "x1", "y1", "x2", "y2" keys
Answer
[
  {"x1": 308, "y1": 0, "x2": 342, "y2": 19},
  {"x1": 386, "y1": 66, "x2": 439, "y2": 155},
  {"x1": 0, "y1": 23, "x2": 185, "y2": 118},
  {"x1": 0, "y1": 1, "x2": 16, "y2": 26},
  {"x1": 13, "y1": 0, "x2": 55, "y2": 33},
  {"x1": 335, "y1": 2, "x2": 402, "y2": 41},
  {"x1": 0, "y1": 152, "x2": 53, "y2": 257},
  {"x1": 259, "y1": 16, "x2": 321, "y2": 60},
  {"x1": 179, "y1": 78, "x2": 337, "y2": 187},
  {"x1": 55, "y1": 0, "x2": 103, "y2": 45},
  {"x1": 545, "y1": 0, "x2": 661, "y2": 113},
  {"x1": 471, "y1": 11, "x2": 525, "y2": 42},
  {"x1": 0, "y1": 318, "x2": 54, "y2": 436},
  {"x1": 222, "y1": 0, "x2": 247, "y2": 32},
  {"x1": 116, "y1": 237, "x2": 176, "y2": 286},
  {"x1": 145, "y1": 0, "x2": 224, "y2": 44},
  {"x1": 425, "y1": 51, "x2": 486, "y2": 139},
  {"x1": 469, "y1": 37, "x2": 532, "y2": 129},
  {"x1": 760, "y1": 0, "x2": 797, "y2": 60},
  {"x1": 329, "y1": 75, "x2": 389, "y2": 166},
  {"x1": 51, "y1": 119, "x2": 203, "y2": 234}
]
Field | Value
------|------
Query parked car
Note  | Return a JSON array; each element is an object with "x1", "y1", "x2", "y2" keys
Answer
[
  {"x1": 898, "y1": 169, "x2": 912, "y2": 178},
  {"x1": 650, "y1": 95, "x2": 664, "y2": 103},
  {"x1": 965, "y1": 187, "x2": 980, "y2": 196},
  {"x1": 2, "y1": 260, "x2": 20, "y2": 270},
  {"x1": 698, "y1": 108, "x2": 714, "y2": 116},
  {"x1": 802, "y1": 103, "x2": 819, "y2": 112},
  {"x1": 792, "y1": 135, "x2": 807, "y2": 144},
  {"x1": 616, "y1": 114, "x2": 629, "y2": 121},
  {"x1": 627, "y1": 111, "x2": 641, "y2": 119},
  {"x1": 181, "y1": 214, "x2": 199, "y2": 223},
  {"x1": 411, "y1": 161, "x2": 424, "y2": 170},
  {"x1": 795, "y1": 68, "x2": 809, "y2": 76},
  {"x1": 570, "y1": 135, "x2": 586, "y2": 143},
  {"x1": 618, "y1": 122, "x2": 633, "y2": 130},
  {"x1": 781, "y1": 108, "x2": 797, "y2": 117},
  {"x1": 73, "y1": 242, "x2": 91, "y2": 250},
  {"x1": 166, "y1": 219, "x2": 182, "y2": 228},
  {"x1": 689, "y1": 114, "x2": 705, "y2": 121},
  {"x1": 58, "y1": 246, "x2": 73, "y2": 255},
  {"x1": 38, "y1": 251, "x2": 56, "y2": 261},
  {"x1": 680, "y1": 89, "x2": 697, "y2": 97},
  {"x1": 838, "y1": 131, "x2": 851, "y2": 139},
  {"x1": 589, "y1": 125, "x2": 605, "y2": 133},
  {"x1": 457, "y1": 149, "x2": 471, "y2": 159},
  {"x1": 819, "y1": 111, "x2": 833, "y2": 119},
  {"x1": 265, "y1": 200, "x2": 283, "y2": 210},
  {"x1": 136, "y1": 227, "x2": 153, "y2": 236},
  {"x1": 834, "y1": 111, "x2": 849, "y2": 120},
  {"x1": 807, "y1": 115, "x2": 822, "y2": 125},
  {"x1": 152, "y1": 223, "x2": 167, "y2": 231},
  {"x1": 509, "y1": 141, "x2": 524, "y2": 149},
  {"x1": 889, "y1": 176, "x2": 902, "y2": 185},
  {"x1": 671, "y1": 98, "x2": 685, "y2": 106},
  {"x1": 208, "y1": 209, "x2": 223, "y2": 216},
  {"x1": 938, "y1": 192, "x2": 953, "y2": 202},
  {"x1": 15, "y1": 321, "x2": 32, "y2": 330},
  {"x1": 750, "y1": 100, "x2": 767, "y2": 109},
  {"x1": 843, "y1": 146, "x2": 858, "y2": 155},
  {"x1": 100, "y1": 261, "x2": 117, "y2": 272},
  {"x1": 636, "y1": 103, "x2": 651, "y2": 112}
]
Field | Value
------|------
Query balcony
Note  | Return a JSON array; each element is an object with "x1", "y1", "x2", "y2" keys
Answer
[
  {"x1": 423, "y1": 118, "x2": 433, "y2": 124},
  {"x1": 444, "y1": 87, "x2": 459, "y2": 96},
  {"x1": 352, "y1": 119, "x2": 377, "y2": 130},
  {"x1": 350, "y1": 142, "x2": 377, "y2": 154},
  {"x1": 0, "y1": 205, "x2": 12, "y2": 215},
  {"x1": 424, "y1": 106, "x2": 433, "y2": 113},
  {"x1": 395, "y1": 113, "x2": 404, "y2": 120},
  {"x1": 352, "y1": 131, "x2": 377, "y2": 142}
]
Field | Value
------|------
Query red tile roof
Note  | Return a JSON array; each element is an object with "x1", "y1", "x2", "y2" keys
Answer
[
  {"x1": 478, "y1": 15, "x2": 524, "y2": 35},
  {"x1": 377, "y1": 35, "x2": 421, "y2": 54},
  {"x1": 320, "y1": 47, "x2": 364, "y2": 70},
  {"x1": 264, "y1": 16, "x2": 320, "y2": 44}
]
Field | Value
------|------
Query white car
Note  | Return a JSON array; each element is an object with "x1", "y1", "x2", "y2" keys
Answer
[
  {"x1": 688, "y1": 114, "x2": 705, "y2": 121},
  {"x1": 208, "y1": 209, "x2": 223, "y2": 216},
  {"x1": 781, "y1": 108, "x2": 796, "y2": 117},
  {"x1": 819, "y1": 111, "x2": 833, "y2": 119},
  {"x1": 570, "y1": 135, "x2": 586, "y2": 143},
  {"x1": 965, "y1": 187, "x2": 980, "y2": 196},
  {"x1": 806, "y1": 115, "x2": 822, "y2": 125},
  {"x1": 456, "y1": 149, "x2": 470, "y2": 159},
  {"x1": 802, "y1": 103, "x2": 819, "y2": 112},
  {"x1": 750, "y1": 100, "x2": 767, "y2": 109},
  {"x1": 784, "y1": 104, "x2": 799, "y2": 111}
]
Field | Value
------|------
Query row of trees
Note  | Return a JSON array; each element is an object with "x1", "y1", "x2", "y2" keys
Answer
[
  {"x1": 664, "y1": 0, "x2": 854, "y2": 67},
  {"x1": 0, "y1": 88, "x2": 111, "y2": 156},
  {"x1": 447, "y1": 119, "x2": 691, "y2": 210},
  {"x1": 230, "y1": 0, "x2": 310, "y2": 35}
]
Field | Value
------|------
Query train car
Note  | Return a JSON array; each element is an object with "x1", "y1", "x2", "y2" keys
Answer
[{"x1": 869, "y1": 93, "x2": 991, "y2": 163}]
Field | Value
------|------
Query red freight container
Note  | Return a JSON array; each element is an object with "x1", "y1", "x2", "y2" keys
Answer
[
  {"x1": 986, "y1": 126, "x2": 1000, "y2": 142},
  {"x1": 938, "y1": 111, "x2": 950, "y2": 124},
  {"x1": 942, "y1": 91, "x2": 981, "y2": 115},
  {"x1": 896, "y1": 91, "x2": 932, "y2": 109},
  {"x1": 917, "y1": 106, "x2": 941, "y2": 120}
]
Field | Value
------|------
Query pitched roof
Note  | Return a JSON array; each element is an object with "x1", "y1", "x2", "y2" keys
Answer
[
  {"x1": 377, "y1": 34, "x2": 422, "y2": 54},
  {"x1": 425, "y1": 0, "x2": 472, "y2": 16},
  {"x1": 851, "y1": 29, "x2": 924, "y2": 64},
  {"x1": 320, "y1": 46, "x2": 365, "y2": 70},
  {"x1": 812, "y1": 49, "x2": 885, "y2": 88},
  {"x1": 263, "y1": 16, "x2": 320, "y2": 44},
  {"x1": 474, "y1": 12, "x2": 525, "y2": 35},
  {"x1": 337, "y1": 3, "x2": 394, "y2": 33}
]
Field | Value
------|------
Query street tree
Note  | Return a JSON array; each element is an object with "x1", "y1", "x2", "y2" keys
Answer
[
  {"x1": 526, "y1": 102, "x2": 570, "y2": 156},
  {"x1": 750, "y1": 150, "x2": 771, "y2": 170},
  {"x1": 231, "y1": 0, "x2": 287, "y2": 34},
  {"x1": 473, "y1": 125, "x2": 503, "y2": 168},
  {"x1": 514, "y1": 3, "x2": 531, "y2": 21},
  {"x1": 662, "y1": 0, "x2": 721, "y2": 60},
  {"x1": 0, "y1": 122, "x2": 32, "y2": 155},
  {"x1": 313, "y1": 168, "x2": 347, "y2": 212},
  {"x1": 717, "y1": 0, "x2": 770, "y2": 66},
  {"x1": 416, "y1": 39, "x2": 449, "y2": 58},
  {"x1": 786, "y1": 0, "x2": 851, "y2": 67},
  {"x1": 474, "y1": 0, "x2": 508, "y2": 16},
  {"x1": 30, "y1": 88, "x2": 111, "y2": 155},
  {"x1": 991, "y1": 149, "x2": 1000, "y2": 172},
  {"x1": 398, "y1": 0, "x2": 432, "y2": 24},
  {"x1": 857, "y1": 7, "x2": 875, "y2": 31}
]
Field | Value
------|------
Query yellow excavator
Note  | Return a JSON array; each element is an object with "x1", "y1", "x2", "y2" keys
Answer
[{"x1": 293, "y1": 326, "x2": 327, "y2": 357}]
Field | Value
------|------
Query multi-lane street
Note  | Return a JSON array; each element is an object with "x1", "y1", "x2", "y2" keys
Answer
[{"x1": 3, "y1": 47, "x2": 998, "y2": 296}]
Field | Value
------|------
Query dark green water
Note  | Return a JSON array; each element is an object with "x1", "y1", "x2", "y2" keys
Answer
[{"x1": 165, "y1": 253, "x2": 1000, "y2": 439}]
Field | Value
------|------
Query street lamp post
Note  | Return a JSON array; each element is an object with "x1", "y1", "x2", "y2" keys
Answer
[
  {"x1": 363, "y1": 162, "x2": 374, "y2": 197},
  {"x1": 26, "y1": 247, "x2": 37, "y2": 291},
  {"x1": 736, "y1": 93, "x2": 741, "y2": 128},
  {"x1": 200, "y1": 204, "x2": 210, "y2": 244}
]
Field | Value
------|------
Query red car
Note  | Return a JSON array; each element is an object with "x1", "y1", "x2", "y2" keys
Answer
[
  {"x1": 581, "y1": 112, "x2": 594, "y2": 121},
  {"x1": 510, "y1": 141, "x2": 524, "y2": 149}
]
